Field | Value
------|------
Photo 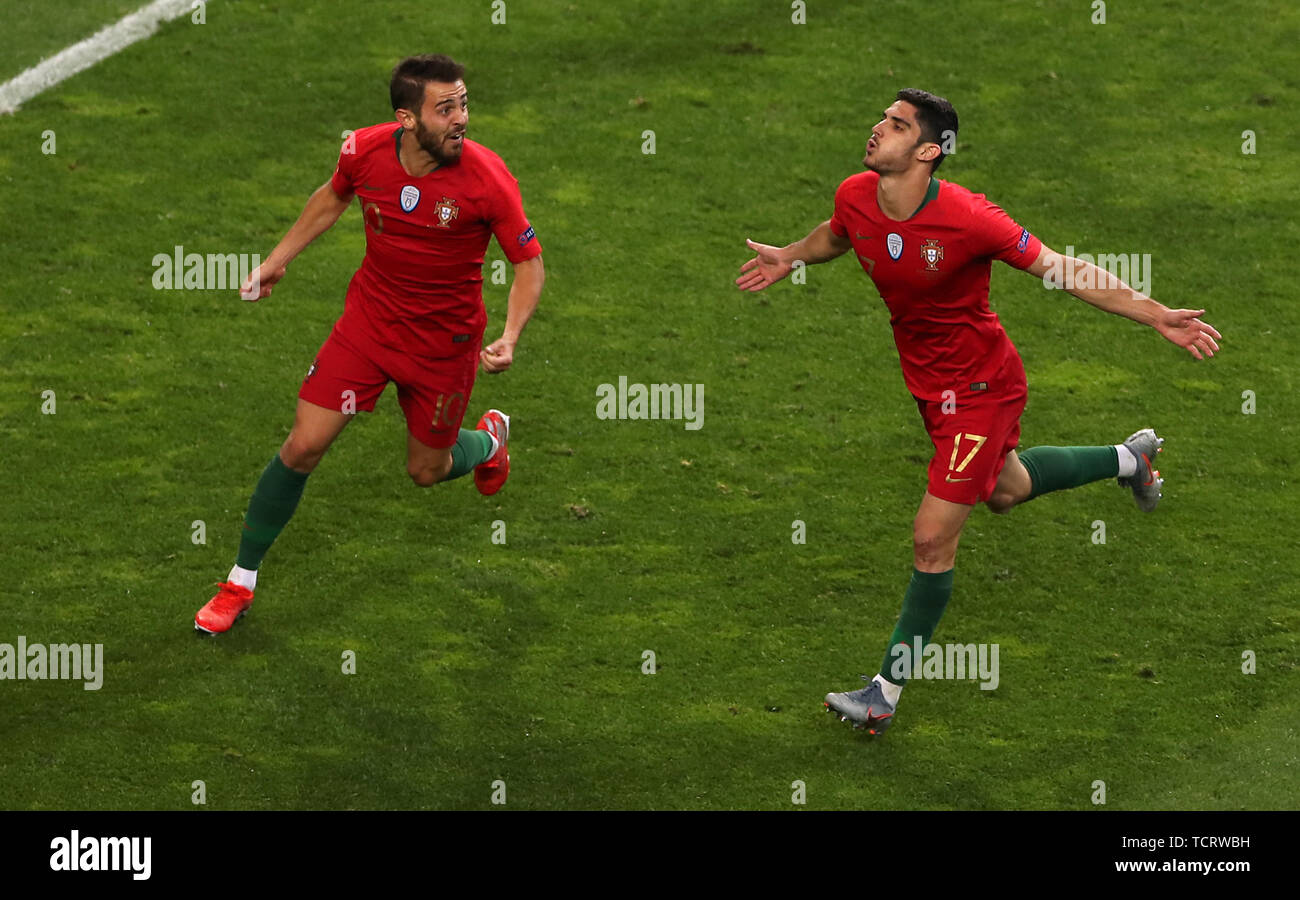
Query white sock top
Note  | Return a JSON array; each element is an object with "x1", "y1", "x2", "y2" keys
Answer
[
  {"x1": 227, "y1": 565, "x2": 257, "y2": 591},
  {"x1": 873, "y1": 673, "x2": 903, "y2": 706},
  {"x1": 1114, "y1": 443, "x2": 1138, "y2": 478}
]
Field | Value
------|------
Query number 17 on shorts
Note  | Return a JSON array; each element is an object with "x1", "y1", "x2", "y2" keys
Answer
[
  {"x1": 919, "y1": 384, "x2": 1024, "y2": 505},
  {"x1": 946, "y1": 432, "x2": 988, "y2": 484},
  {"x1": 925, "y1": 419, "x2": 1018, "y2": 505}
]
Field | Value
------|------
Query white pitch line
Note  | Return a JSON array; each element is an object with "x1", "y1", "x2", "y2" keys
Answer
[{"x1": 0, "y1": 0, "x2": 194, "y2": 115}]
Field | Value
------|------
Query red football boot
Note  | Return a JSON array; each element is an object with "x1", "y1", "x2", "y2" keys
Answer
[
  {"x1": 195, "y1": 582, "x2": 254, "y2": 634},
  {"x1": 473, "y1": 409, "x2": 511, "y2": 496}
]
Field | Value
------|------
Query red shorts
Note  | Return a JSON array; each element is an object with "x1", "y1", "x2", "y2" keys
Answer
[
  {"x1": 915, "y1": 376, "x2": 1027, "y2": 505},
  {"x1": 298, "y1": 322, "x2": 480, "y2": 449}
]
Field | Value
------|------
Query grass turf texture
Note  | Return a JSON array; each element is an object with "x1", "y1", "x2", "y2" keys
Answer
[{"x1": 1, "y1": 0, "x2": 1297, "y2": 810}]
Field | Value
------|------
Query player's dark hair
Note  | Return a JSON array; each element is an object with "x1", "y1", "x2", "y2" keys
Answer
[
  {"x1": 390, "y1": 54, "x2": 466, "y2": 114},
  {"x1": 896, "y1": 88, "x2": 958, "y2": 172}
]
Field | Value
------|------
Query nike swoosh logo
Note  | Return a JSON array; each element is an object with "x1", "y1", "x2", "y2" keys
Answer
[
  {"x1": 945, "y1": 475, "x2": 973, "y2": 483},
  {"x1": 856, "y1": 233, "x2": 874, "y2": 240},
  {"x1": 362, "y1": 183, "x2": 380, "y2": 190}
]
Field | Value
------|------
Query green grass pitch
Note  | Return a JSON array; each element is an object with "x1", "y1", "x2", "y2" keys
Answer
[{"x1": 0, "y1": 0, "x2": 1297, "y2": 810}]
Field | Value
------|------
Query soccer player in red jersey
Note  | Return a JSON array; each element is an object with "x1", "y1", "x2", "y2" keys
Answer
[
  {"x1": 737, "y1": 89, "x2": 1221, "y2": 733},
  {"x1": 196, "y1": 54, "x2": 544, "y2": 634}
]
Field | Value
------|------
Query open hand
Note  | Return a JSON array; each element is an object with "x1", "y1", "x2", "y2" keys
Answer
[
  {"x1": 735, "y1": 239, "x2": 792, "y2": 292},
  {"x1": 1154, "y1": 308, "x2": 1221, "y2": 360}
]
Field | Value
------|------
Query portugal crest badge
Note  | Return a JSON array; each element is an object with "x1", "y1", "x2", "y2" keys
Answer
[
  {"x1": 920, "y1": 238, "x2": 944, "y2": 271},
  {"x1": 433, "y1": 196, "x2": 461, "y2": 228}
]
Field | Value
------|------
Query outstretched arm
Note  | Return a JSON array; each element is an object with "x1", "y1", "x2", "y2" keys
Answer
[
  {"x1": 736, "y1": 220, "x2": 853, "y2": 292},
  {"x1": 1024, "y1": 244, "x2": 1222, "y2": 360},
  {"x1": 239, "y1": 180, "x2": 355, "y2": 301}
]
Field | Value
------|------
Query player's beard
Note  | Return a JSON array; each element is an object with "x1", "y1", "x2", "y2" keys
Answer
[
  {"x1": 866, "y1": 138, "x2": 926, "y2": 175},
  {"x1": 865, "y1": 152, "x2": 911, "y2": 175},
  {"x1": 413, "y1": 116, "x2": 465, "y2": 166},
  {"x1": 864, "y1": 146, "x2": 897, "y2": 174}
]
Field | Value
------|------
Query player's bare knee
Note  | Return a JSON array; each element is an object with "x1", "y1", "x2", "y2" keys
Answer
[
  {"x1": 408, "y1": 465, "x2": 437, "y2": 487},
  {"x1": 985, "y1": 492, "x2": 1016, "y2": 515},
  {"x1": 913, "y1": 531, "x2": 954, "y2": 567},
  {"x1": 280, "y1": 435, "x2": 324, "y2": 473},
  {"x1": 407, "y1": 455, "x2": 451, "y2": 487}
]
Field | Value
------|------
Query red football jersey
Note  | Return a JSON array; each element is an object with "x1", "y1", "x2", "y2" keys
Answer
[
  {"x1": 829, "y1": 171, "x2": 1041, "y2": 401},
  {"x1": 329, "y1": 123, "x2": 541, "y2": 357}
]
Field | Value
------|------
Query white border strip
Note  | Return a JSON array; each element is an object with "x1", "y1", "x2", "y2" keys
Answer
[{"x1": 0, "y1": 0, "x2": 194, "y2": 115}]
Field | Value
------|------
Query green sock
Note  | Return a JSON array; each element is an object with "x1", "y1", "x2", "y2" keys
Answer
[
  {"x1": 442, "y1": 428, "x2": 494, "y2": 481},
  {"x1": 235, "y1": 454, "x2": 310, "y2": 570},
  {"x1": 880, "y1": 568, "x2": 954, "y2": 685},
  {"x1": 1019, "y1": 446, "x2": 1119, "y2": 501}
]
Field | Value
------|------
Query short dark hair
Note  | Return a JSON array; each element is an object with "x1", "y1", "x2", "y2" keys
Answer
[
  {"x1": 896, "y1": 88, "x2": 958, "y2": 172},
  {"x1": 390, "y1": 54, "x2": 465, "y2": 114}
]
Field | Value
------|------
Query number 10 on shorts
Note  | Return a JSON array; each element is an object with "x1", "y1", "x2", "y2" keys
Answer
[
  {"x1": 431, "y1": 391, "x2": 466, "y2": 431},
  {"x1": 948, "y1": 432, "x2": 988, "y2": 479}
]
